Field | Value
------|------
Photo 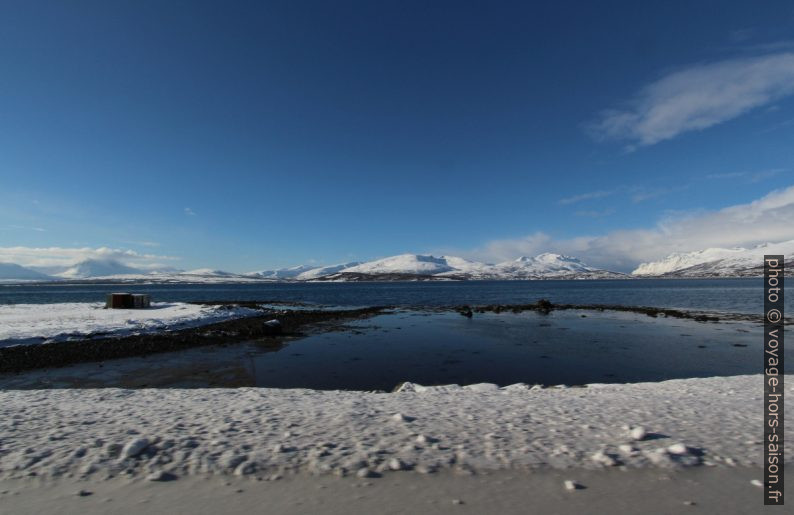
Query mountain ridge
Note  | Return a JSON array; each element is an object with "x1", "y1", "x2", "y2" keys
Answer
[
  {"x1": 632, "y1": 240, "x2": 794, "y2": 277},
  {"x1": 5, "y1": 241, "x2": 790, "y2": 284},
  {"x1": 0, "y1": 253, "x2": 626, "y2": 282},
  {"x1": 0, "y1": 263, "x2": 53, "y2": 281}
]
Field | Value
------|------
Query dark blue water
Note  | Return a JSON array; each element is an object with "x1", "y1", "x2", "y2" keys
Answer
[
  {"x1": 0, "y1": 279, "x2": 776, "y2": 314},
  {"x1": 247, "y1": 310, "x2": 778, "y2": 389}
]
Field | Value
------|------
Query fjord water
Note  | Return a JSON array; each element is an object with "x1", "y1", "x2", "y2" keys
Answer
[{"x1": 0, "y1": 278, "x2": 780, "y2": 314}]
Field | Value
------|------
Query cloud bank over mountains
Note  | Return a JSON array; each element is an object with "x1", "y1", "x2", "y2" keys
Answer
[
  {"x1": 463, "y1": 185, "x2": 794, "y2": 271},
  {"x1": 2, "y1": 187, "x2": 793, "y2": 274},
  {"x1": 0, "y1": 247, "x2": 178, "y2": 273}
]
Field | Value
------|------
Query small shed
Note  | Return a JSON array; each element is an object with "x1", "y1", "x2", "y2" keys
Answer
[{"x1": 106, "y1": 293, "x2": 151, "y2": 309}]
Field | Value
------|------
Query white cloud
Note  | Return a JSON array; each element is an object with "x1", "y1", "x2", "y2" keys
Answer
[
  {"x1": 121, "y1": 240, "x2": 161, "y2": 248},
  {"x1": 1, "y1": 225, "x2": 46, "y2": 232},
  {"x1": 707, "y1": 168, "x2": 786, "y2": 183},
  {"x1": 730, "y1": 28, "x2": 755, "y2": 43},
  {"x1": 558, "y1": 190, "x2": 614, "y2": 205},
  {"x1": 705, "y1": 172, "x2": 745, "y2": 180},
  {"x1": 629, "y1": 186, "x2": 685, "y2": 203},
  {"x1": 706, "y1": 168, "x2": 787, "y2": 182},
  {"x1": 574, "y1": 208, "x2": 615, "y2": 218},
  {"x1": 588, "y1": 52, "x2": 794, "y2": 147},
  {"x1": 0, "y1": 246, "x2": 179, "y2": 270},
  {"x1": 468, "y1": 185, "x2": 794, "y2": 271},
  {"x1": 184, "y1": 207, "x2": 196, "y2": 216}
]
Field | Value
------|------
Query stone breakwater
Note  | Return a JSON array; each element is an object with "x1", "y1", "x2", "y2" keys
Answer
[{"x1": 1, "y1": 375, "x2": 789, "y2": 482}]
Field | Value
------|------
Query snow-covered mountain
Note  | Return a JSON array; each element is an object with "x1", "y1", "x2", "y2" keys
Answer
[
  {"x1": 312, "y1": 253, "x2": 626, "y2": 281},
  {"x1": 632, "y1": 247, "x2": 748, "y2": 276},
  {"x1": 0, "y1": 252, "x2": 628, "y2": 284},
  {"x1": 0, "y1": 263, "x2": 53, "y2": 281},
  {"x1": 486, "y1": 253, "x2": 622, "y2": 279},
  {"x1": 183, "y1": 268, "x2": 240, "y2": 277},
  {"x1": 632, "y1": 240, "x2": 794, "y2": 277},
  {"x1": 295, "y1": 262, "x2": 362, "y2": 280},
  {"x1": 249, "y1": 265, "x2": 319, "y2": 280},
  {"x1": 53, "y1": 269, "x2": 272, "y2": 284},
  {"x1": 56, "y1": 259, "x2": 144, "y2": 279},
  {"x1": 340, "y1": 254, "x2": 458, "y2": 275}
]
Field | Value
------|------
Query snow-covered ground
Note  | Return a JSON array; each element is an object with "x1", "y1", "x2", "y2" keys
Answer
[
  {"x1": 0, "y1": 302, "x2": 261, "y2": 347},
  {"x1": 0, "y1": 375, "x2": 788, "y2": 482}
]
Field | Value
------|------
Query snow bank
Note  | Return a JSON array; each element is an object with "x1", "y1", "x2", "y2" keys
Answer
[
  {"x1": 0, "y1": 302, "x2": 260, "y2": 347},
  {"x1": 0, "y1": 375, "x2": 788, "y2": 481}
]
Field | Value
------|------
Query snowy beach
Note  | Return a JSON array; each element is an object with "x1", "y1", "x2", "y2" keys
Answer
[
  {"x1": 0, "y1": 375, "x2": 789, "y2": 513},
  {"x1": 1, "y1": 375, "x2": 788, "y2": 481}
]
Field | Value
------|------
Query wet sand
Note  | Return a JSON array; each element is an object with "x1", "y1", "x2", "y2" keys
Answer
[{"x1": 0, "y1": 466, "x2": 777, "y2": 515}]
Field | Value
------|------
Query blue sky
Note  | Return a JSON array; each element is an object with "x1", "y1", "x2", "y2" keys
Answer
[{"x1": 1, "y1": 1, "x2": 794, "y2": 272}]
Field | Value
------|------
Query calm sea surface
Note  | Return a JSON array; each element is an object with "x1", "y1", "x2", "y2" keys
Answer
[{"x1": 0, "y1": 278, "x2": 781, "y2": 315}]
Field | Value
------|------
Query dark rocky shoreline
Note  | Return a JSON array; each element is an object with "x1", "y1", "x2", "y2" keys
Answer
[
  {"x1": 0, "y1": 304, "x2": 387, "y2": 374},
  {"x1": 448, "y1": 299, "x2": 787, "y2": 325}
]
